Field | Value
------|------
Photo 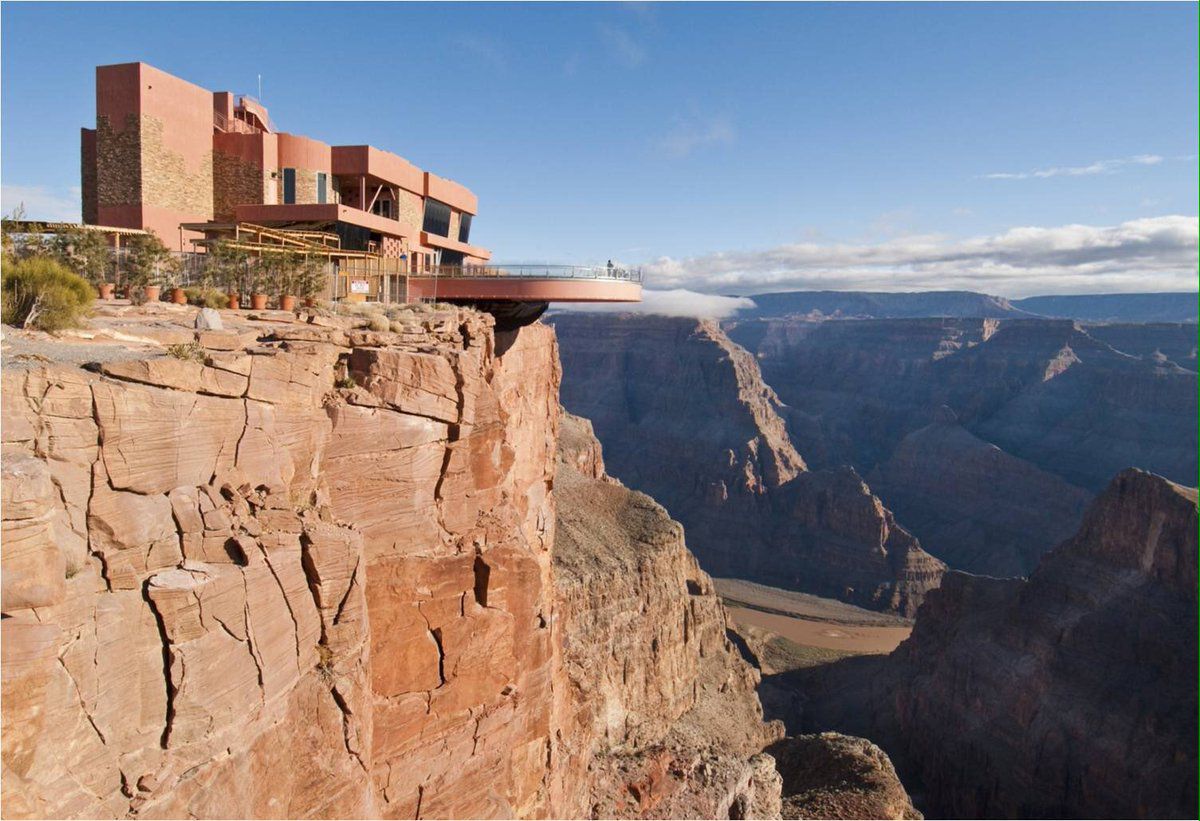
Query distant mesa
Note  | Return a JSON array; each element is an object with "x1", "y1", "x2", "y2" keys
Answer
[{"x1": 731, "y1": 289, "x2": 1198, "y2": 323}]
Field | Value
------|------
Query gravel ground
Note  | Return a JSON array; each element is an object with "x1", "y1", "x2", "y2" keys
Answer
[{"x1": 1, "y1": 324, "x2": 162, "y2": 371}]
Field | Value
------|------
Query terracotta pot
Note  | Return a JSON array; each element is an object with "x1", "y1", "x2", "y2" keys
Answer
[
  {"x1": 279, "y1": 294, "x2": 296, "y2": 312},
  {"x1": 304, "y1": 297, "x2": 317, "y2": 308},
  {"x1": 227, "y1": 293, "x2": 240, "y2": 311},
  {"x1": 143, "y1": 285, "x2": 161, "y2": 303},
  {"x1": 170, "y1": 287, "x2": 187, "y2": 305},
  {"x1": 250, "y1": 293, "x2": 269, "y2": 311},
  {"x1": 97, "y1": 283, "x2": 115, "y2": 300}
]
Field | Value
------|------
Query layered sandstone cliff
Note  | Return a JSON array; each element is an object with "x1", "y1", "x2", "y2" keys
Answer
[
  {"x1": 550, "y1": 313, "x2": 943, "y2": 616},
  {"x1": 1, "y1": 305, "x2": 563, "y2": 818},
  {"x1": 793, "y1": 469, "x2": 1199, "y2": 818},
  {"x1": 551, "y1": 412, "x2": 921, "y2": 820},
  {"x1": 552, "y1": 411, "x2": 784, "y2": 819}
]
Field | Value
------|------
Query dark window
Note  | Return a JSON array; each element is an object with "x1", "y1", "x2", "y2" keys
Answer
[
  {"x1": 422, "y1": 199, "x2": 451, "y2": 237},
  {"x1": 372, "y1": 198, "x2": 392, "y2": 219},
  {"x1": 283, "y1": 168, "x2": 296, "y2": 204},
  {"x1": 335, "y1": 222, "x2": 371, "y2": 251},
  {"x1": 458, "y1": 213, "x2": 472, "y2": 243},
  {"x1": 440, "y1": 250, "x2": 465, "y2": 266},
  {"x1": 316, "y1": 172, "x2": 327, "y2": 204}
]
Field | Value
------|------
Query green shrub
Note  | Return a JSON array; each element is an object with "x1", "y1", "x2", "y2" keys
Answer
[
  {"x1": 2, "y1": 256, "x2": 93, "y2": 331},
  {"x1": 165, "y1": 342, "x2": 206, "y2": 362},
  {"x1": 184, "y1": 287, "x2": 229, "y2": 309}
]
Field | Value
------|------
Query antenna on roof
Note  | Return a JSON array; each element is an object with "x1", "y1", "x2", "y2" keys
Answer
[{"x1": 257, "y1": 74, "x2": 262, "y2": 101}]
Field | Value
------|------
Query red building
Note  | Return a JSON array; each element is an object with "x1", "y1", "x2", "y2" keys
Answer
[{"x1": 81, "y1": 62, "x2": 490, "y2": 268}]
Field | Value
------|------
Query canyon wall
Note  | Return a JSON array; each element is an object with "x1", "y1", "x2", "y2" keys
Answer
[
  {"x1": 727, "y1": 316, "x2": 1197, "y2": 491},
  {"x1": 726, "y1": 315, "x2": 1196, "y2": 574},
  {"x1": 866, "y1": 409, "x2": 1093, "y2": 576},
  {"x1": 1, "y1": 308, "x2": 565, "y2": 818},
  {"x1": 550, "y1": 313, "x2": 943, "y2": 616},
  {"x1": 552, "y1": 412, "x2": 785, "y2": 818},
  {"x1": 791, "y1": 469, "x2": 1198, "y2": 818}
]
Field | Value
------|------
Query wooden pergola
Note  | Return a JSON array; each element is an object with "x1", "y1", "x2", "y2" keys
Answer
[
  {"x1": 178, "y1": 221, "x2": 382, "y2": 260},
  {"x1": 1, "y1": 220, "x2": 149, "y2": 251}
]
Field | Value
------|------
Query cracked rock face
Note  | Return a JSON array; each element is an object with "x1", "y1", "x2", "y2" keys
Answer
[
  {"x1": 1, "y1": 306, "x2": 562, "y2": 818},
  {"x1": 551, "y1": 411, "x2": 785, "y2": 819}
]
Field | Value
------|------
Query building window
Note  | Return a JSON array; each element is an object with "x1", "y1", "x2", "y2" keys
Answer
[
  {"x1": 283, "y1": 168, "x2": 296, "y2": 204},
  {"x1": 458, "y1": 213, "x2": 472, "y2": 243},
  {"x1": 372, "y1": 199, "x2": 392, "y2": 219},
  {"x1": 316, "y1": 172, "x2": 327, "y2": 204},
  {"x1": 422, "y1": 199, "x2": 451, "y2": 237}
]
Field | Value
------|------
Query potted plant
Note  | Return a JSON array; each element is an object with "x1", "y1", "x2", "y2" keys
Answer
[
  {"x1": 124, "y1": 231, "x2": 174, "y2": 303},
  {"x1": 299, "y1": 256, "x2": 325, "y2": 307},
  {"x1": 164, "y1": 267, "x2": 186, "y2": 304},
  {"x1": 276, "y1": 251, "x2": 300, "y2": 311},
  {"x1": 208, "y1": 239, "x2": 245, "y2": 309},
  {"x1": 247, "y1": 258, "x2": 269, "y2": 310},
  {"x1": 51, "y1": 225, "x2": 114, "y2": 299}
]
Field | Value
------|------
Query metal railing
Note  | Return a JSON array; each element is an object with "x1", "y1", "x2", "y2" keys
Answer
[
  {"x1": 213, "y1": 110, "x2": 262, "y2": 135},
  {"x1": 412, "y1": 264, "x2": 643, "y2": 283}
]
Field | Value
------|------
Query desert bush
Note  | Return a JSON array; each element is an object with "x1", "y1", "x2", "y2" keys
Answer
[
  {"x1": 389, "y1": 320, "x2": 407, "y2": 333},
  {"x1": 2, "y1": 256, "x2": 94, "y2": 331},
  {"x1": 367, "y1": 313, "x2": 390, "y2": 332},
  {"x1": 165, "y1": 342, "x2": 206, "y2": 362},
  {"x1": 184, "y1": 287, "x2": 230, "y2": 309}
]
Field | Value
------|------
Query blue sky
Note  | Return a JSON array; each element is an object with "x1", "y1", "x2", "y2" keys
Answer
[{"x1": 2, "y1": 2, "x2": 1197, "y2": 296}]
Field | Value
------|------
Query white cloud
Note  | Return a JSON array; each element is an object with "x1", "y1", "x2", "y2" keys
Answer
[
  {"x1": 638, "y1": 216, "x2": 1199, "y2": 298},
  {"x1": 984, "y1": 153, "x2": 1170, "y2": 180},
  {"x1": 561, "y1": 288, "x2": 755, "y2": 319},
  {"x1": 597, "y1": 24, "x2": 646, "y2": 68},
  {"x1": 658, "y1": 116, "x2": 735, "y2": 159},
  {"x1": 1, "y1": 184, "x2": 80, "y2": 222}
]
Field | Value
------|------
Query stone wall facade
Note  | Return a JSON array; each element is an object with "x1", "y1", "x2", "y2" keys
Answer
[
  {"x1": 212, "y1": 151, "x2": 265, "y2": 221},
  {"x1": 95, "y1": 114, "x2": 142, "y2": 210},
  {"x1": 94, "y1": 112, "x2": 213, "y2": 220},
  {"x1": 277, "y1": 167, "x2": 321, "y2": 205},
  {"x1": 396, "y1": 188, "x2": 423, "y2": 236}
]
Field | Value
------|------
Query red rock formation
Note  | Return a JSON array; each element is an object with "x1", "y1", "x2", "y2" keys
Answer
[
  {"x1": 552, "y1": 412, "x2": 785, "y2": 818},
  {"x1": 795, "y1": 469, "x2": 1199, "y2": 819},
  {"x1": 551, "y1": 313, "x2": 944, "y2": 616},
  {"x1": 0, "y1": 307, "x2": 562, "y2": 818}
]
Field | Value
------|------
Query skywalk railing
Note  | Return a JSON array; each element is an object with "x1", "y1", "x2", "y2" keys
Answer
[{"x1": 413, "y1": 264, "x2": 643, "y2": 283}]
